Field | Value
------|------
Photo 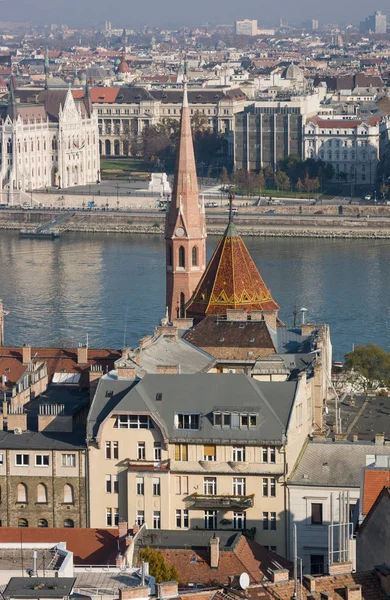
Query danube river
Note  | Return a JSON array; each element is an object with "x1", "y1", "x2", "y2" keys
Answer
[{"x1": 0, "y1": 230, "x2": 389, "y2": 360}]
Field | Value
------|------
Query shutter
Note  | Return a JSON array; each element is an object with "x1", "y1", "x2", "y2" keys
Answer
[{"x1": 204, "y1": 445, "x2": 216, "y2": 457}]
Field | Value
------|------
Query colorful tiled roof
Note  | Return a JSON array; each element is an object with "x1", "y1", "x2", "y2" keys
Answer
[{"x1": 186, "y1": 221, "x2": 279, "y2": 320}]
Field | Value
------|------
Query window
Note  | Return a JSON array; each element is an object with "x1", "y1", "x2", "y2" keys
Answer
[
  {"x1": 270, "y1": 448, "x2": 276, "y2": 463},
  {"x1": 175, "y1": 476, "x2": 181, "y2": 495},
  {"x1": 63, "y1": 484, "x2": 74, "y2": 504},
  {"x1": 106, "y1": 508, "x2": 112, "y2": 526},
  {"x1": 136, "y1": 477, "x2": 145, "y2": 495},
  {"x1": 232, "y1": 446, "x2": 245, "y2": 462},
  {"x1": 178, "y1": 246, "x2": 185, "y2": 268},
  {"x1": 262, "y1": 448, "x2": 268, "y2": 462},
  {"x1": 270, "y1": 477, "x2": 276, "y2": 497},
  {"x1": 311, "y1": 503, "x2": 323, "y2": 525},
  {"x1": 0, "y1": 453, "x2": 3, "y2": 465},
  {"x1": 175, "y1": 413, "x2": 200, "y2": 430},
  {"x1": 174, "y1": 444, "x2": 188, "y2": 461},
  {"x1": 213, "y1": 412, "x2": 222, "y2": 426},
  {"x1": 176, "y1": 509, "x2": 189, "y2": 528},
  {"x1": 203, "y1": 445, "x2": 216, "y2": 461},
  {"x1": 106, "y1": 475, "x2": 112, "y2": 493},
  {"x1": 62, "y1": 454, "x2": 76, "y2": 467},
  {"x1": 270, "y1": 512, "x2": 276, "y2": 530},
  {"x1": 249, "y1": 414, "x2": 257, "y2": 427},
  {"x1": 176, "y1": 509, "x2": 182, "y2": 528},
  {"x1": 17, "y1": 483, "x2": 27, "y2": 503},
  {"x1": 153, "y1": 477, "x2": 161, "y2": 496},
  {"x1": 63, "y1": 518, "x2": 74, "y2": 528},
  {"x1": 136, "y1": 510, "x2": 145, "y2": 526},
  {"x1": 35, "y1": 454, "x2": 49, "y2": 467},
  {"x1": 182, "y1": 476, "x2": 188, "y2": 495},
  {"x1": 113, "y1": 415, "x2": 154, "y2": 429},
  {"x1": 223, "y1": 413, "x2": 231, "y2": 427},
  {"x1": 18, "y1": 518, "x2": 28, "y2": 527},
  {"x1": 263, "y1": 478, "x2": 269, "y2": 497},
  {"x1": 233, "y1": 512, "x2": 246, "y2": 530},
  {"x1": 37, "y1": 483, "x2": 47, "y2": 503},
  {"x1": 192, "y1": 246, "x2": 198, "y2": 266},
  {"x1": 204, "y1": 477, "x2": 217, "y2": 495},
  {"x1": 153, "y1": 511, "x2": 161, "y2": 529},
  {"x1": 154, "y1": 443, "x2": 162, "y2": 461},
  {"x1": 310, "y1": 554, "x2": 324, "y2": 575},
  {"x1": 113, "y1": 442, "x2": 119, "y2": 459},
  {"x1": 38, "y1": 519, "x2": 48, "y2": 527},
  {"x1": 263, "y1": 512, "x2": 269, "y2": 530},
  {"x1": 137, "y1": 443, "x2": 146, "y2": 460},
  {"x1": 233, "y1": 478, "x2": 246, "y2": 496},
  {"x1": 240, "y1": 414, "x2": 249, "y2": 427},
  {"x1": 204, "y1": 510, "x2": 217, "y2": 529},
  {"x1": 113, "y1": 475, "x2": 119, "y2": 493},
  {"x1": 183, "y1": 509, "x2": 189, "y2": 528},
  {"x1": 16, "y1": 454, "x2": 29, "y2": 466}
]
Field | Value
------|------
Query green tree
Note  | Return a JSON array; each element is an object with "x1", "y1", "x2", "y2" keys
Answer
[
  {"x1": 191, "y1": 110, "x2": 209, "y2": 133},
  {"x1": 139, "y1": 547, "x2": 179, "y2": 584},
  {"x1": 344, "y1": 344, "x2": 390, "y2": 393},
  {"x1": 275, "y1": 170, "x2": 291, "y2": 191}
]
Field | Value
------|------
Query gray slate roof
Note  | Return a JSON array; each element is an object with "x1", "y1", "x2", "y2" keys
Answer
[
  {"x1": 87, "y1": 373, "x2": 297, "y2": 443},
  {"x1": 0, "y1": 430, "x2": 86, "y2": 450},
  {"x1": 288, "y1": 440, "x2": 390, "y2": 487},
  {"x1": 4, "y1": 578, "x2": 76, "y2": 599}
]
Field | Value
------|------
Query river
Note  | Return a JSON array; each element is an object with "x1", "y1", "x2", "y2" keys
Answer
[{"x1": 0, "y1": 230, "x2": 389, "y2": 361}]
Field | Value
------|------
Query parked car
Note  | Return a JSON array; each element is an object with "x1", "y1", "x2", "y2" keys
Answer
[
  {"x1": 225, "y1": 207, "x2": 238, "y2": 214},
  {"x1": 265, "y1": 209, "x2": 276, "y2": 215},
  {"x1": 364, "y1": 194, "x2": 372, "y2": 201},
  {"x1": 205, "y1": 202, "x2": 218, "y2": 208},
  {"x1": 314, "y1": 210, "x2": 324, "y2": 215}
]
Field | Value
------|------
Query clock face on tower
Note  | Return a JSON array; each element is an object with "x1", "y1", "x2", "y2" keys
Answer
[{"x1": 175, "y1": 227, "x2": 185, "y2": 237}]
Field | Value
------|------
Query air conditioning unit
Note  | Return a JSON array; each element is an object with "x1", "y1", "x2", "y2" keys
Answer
[{"x1": 14, "y1": 427, "x2": 23, "y2": 435}]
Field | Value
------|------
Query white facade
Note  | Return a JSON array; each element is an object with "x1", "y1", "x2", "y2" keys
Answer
[
  {"x1": 304, "y1": 116, "x2": 390, "y2": 186},
  {"x1": 0, "y1": 88, "x2": 99, "y2": 194}
]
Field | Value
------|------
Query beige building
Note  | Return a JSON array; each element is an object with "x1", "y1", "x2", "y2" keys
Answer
[{"x1": 87, "y1": 371, "x2": 316, "y2": 556}]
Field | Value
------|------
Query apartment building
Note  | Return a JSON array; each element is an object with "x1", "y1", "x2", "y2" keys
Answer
[
  {"x1": 303, "y1": 115, "x2": 390, "y2": 186},
  {"x1": 88, "y1": 86, "x2": 247, "y2": 156},
  {"x1": 87, "y1": 372, "x2": 314, "y2": 556},
  {"x1": 233, "y1": 90, "x2": 323, "y2": 170}
]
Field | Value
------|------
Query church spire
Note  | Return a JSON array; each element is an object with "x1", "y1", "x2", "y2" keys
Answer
[
  {"x1": 165, "y1": 68, "x2": 206, "y2": 321},
  {"x1": 44, "y1": 47, "x2": 49, "y2": 90}
]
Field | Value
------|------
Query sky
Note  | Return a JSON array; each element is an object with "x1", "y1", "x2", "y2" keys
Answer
[{"x1": 2, "y1": 0, "x2": 389, "y2": 29}]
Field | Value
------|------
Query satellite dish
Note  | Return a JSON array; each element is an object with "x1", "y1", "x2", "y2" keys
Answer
[{"x1": 239, "y1": 572, "x2": 250, "y2": 590}]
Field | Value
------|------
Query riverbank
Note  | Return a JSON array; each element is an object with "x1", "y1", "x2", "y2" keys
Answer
[{"x1": 3, "y1": 209, "x2": 390, "y2": 238}]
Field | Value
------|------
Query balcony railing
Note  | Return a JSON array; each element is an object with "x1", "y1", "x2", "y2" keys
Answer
[{"x1": 190, "y1": 494, "x2": 254, "y2": 510}]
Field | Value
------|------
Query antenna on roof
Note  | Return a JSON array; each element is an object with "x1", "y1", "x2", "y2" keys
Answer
[{"x1": 293, "y1": 304, "x2": 298, "y2": 327}]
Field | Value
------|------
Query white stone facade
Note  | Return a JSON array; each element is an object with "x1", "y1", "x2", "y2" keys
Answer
[{"x1": 0, "y1": 89, "x2": 99, "y2": 194}]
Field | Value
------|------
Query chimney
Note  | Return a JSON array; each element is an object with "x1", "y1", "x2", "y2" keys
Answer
[
  {"x1": 119, "y1": 586, "x2": 149, "y2": 600},
  {"x1": 122, "y1": 347, "x2": 131, "y2": 360},
  {"x1": 89, "y1": 364, "x2": 103, "y2": 402},
  {"x1": 303, "y1": 574, "x2": 316, "y2": 593},
  {"x1": 328, "y1": 561, "x2": 353, "y2": 576},
  {"x1": 118, "y1": 519, "x2": 128, "y2": 540},
  {"x1": 270, "y1": 569, "x2": 289, "y2": 583},
  {"x1": 32, "y1": 550, "x2": 38, "y2": 577},
  {"x1": 156, "y1": 365, "x2": 179, "y2": 375},
  {"x1": 22, "y1": 345, "x2": 32, "y2": 365},
  {"x1": 226, "y1": 309, "x2": 248, "y2": 321},
  {"x1": 117, "y1": 362, "x2": 136, "y2": 379},
  {"x1": 209, "y1": 535, "x2": 220, "y2": 569},
  {"x1": 320, "y1": 593, "x2": 334, "y2": 600},
  {"x1": 375, "y1": 432, "x2": 385, "y2": 445},
  {"x1": 345, "y1": 584, "x2": 362, "y2": 600},
  {"x1": 77, "y1": 344, "x2": 88, "y2": 365},
  {"x1": 156, "y1": 582, "x2": 178, "y2": 599}
]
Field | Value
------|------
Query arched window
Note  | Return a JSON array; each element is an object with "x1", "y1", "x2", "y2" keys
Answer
[
  {"x1": 64, "y1": 519, "x2": 74, "y2": 528},
  {"x1": 52, "y1": 137, "x2": 57, "y2": 151},
  {"x1": 31, "y1": 141, "x2": 34, "y2": 152},
  {"x1": 38, "y1": 519, "x2": 48, "y2": 528},
  {"x1": 37, "y1": 140, "x2": 40, "y2": 152},
  {"x1": 63, "y1": 484, "x2": 74, "y2": 504},
  {"x1": 105, "y1": 139, "x2": 111, "y2": 155},
  {"x1": 192, "y1": 246, "x2": 198, "y2": 267},
  {"x1": 180, "y1": 292, "x2": 185, "y2": 318},
  {"x1": 37, "y1": 483, "x2": 47, "y2": 504},
  {"x1": 114, "y1": 140, "x2": 120, "y2": 156},
  {"x1": 178, "y1": 246, "x2": 185, "y2": 268},
  {"x1": 7, "y1": 138, "x2": 12, "y2": 154},
  {"x1": 17, "y1": 483, "x2": 27, "y2": 503},
  {"x1": 168, "y1": 245, "x2": 173, "y2": 267},
  {"x1": 18, "y1": 518, "x2": 28, "y2": 527}
]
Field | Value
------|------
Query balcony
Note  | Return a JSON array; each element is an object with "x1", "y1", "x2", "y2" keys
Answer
[
  {"x1": 190, "y1": 494, "x2": 254, "y2": 510},
  {"x1": 127, "y1": 459, "x2": 170, "y2": 472}
]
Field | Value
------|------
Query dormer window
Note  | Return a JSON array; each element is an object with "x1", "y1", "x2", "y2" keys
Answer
[
  {"x1": 212, "y1": 411, "x2": 258, "y2": 429},
  {"x1": 175, "y1": 413, "x2": 200, "y2": 430}
]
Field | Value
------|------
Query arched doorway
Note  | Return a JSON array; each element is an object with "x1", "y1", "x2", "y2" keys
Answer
[{"x1": 114, "y1": 140, "x2": 120, "y2": 156}]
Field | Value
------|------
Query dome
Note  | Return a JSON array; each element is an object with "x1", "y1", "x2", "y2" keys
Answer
[
  {"x1": 117, "y1": 57, "x2": 130, "y2": 74},
  {"x1": 283, "y1": 62, "x2": 304, "y2": 82}
]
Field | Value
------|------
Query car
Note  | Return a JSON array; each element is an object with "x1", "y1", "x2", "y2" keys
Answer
[
  {"x1": 364, "y1": 194, "x2": 372, "y2": 201},
  {"x1": 205, "y1": 202, "x2": 218, "y2": 208},
  {"x1": 265, "y1": 209, "x2": 276, "y2": 215},
  {"x1": 225, "y1": 207, "x2": 238, "y2": 214},
  {"x1": 314, "y1": 210, "x2": 324, "y2": 215}
]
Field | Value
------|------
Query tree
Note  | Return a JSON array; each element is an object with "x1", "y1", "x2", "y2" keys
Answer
[
  {"x1": 219, "y1": 166, "x2": 230, "y2": 186},
  {"x1": 275, "y1": 170, "x2": 291, "y2": 191},
  {"x1": 139, "y1": 546, "x2": 179, "y2": 584},
  {"x1": 344, "y1": 344, "x2": 390, "y2": 393},
  {"x1": 191, "y1": 110, "x2": 209, "y2": 134}
]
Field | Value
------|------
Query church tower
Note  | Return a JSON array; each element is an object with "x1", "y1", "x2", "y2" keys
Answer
[{"x1": 165, "y1": 76, "x2": 206, "y2": 320}]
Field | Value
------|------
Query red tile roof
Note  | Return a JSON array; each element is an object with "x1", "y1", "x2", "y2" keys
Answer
[
  {"x1": 310, "y1": 119, "x2": 362, "y2": 129},
  {"x1": 0, "y1": 528, "x2": 120, "y2": 565},
  {"x1": 362, "y1": 469, "x2": 390, "y2": 515},
  {"x1": 186, "y1": 222, "x2": 279, "y2": 321}
]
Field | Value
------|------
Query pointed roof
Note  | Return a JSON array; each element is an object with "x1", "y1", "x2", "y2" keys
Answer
[
  {"x1": 186, "y1": 221, "x2": 279, "y2": 320},
  {"x1": 165, "y1": 77, "x2": 205, "y2": 239}
]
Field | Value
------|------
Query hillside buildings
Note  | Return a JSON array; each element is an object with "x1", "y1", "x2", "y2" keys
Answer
[{"x1": 360, "y1": 11, "x2": 387, "y2": 34}]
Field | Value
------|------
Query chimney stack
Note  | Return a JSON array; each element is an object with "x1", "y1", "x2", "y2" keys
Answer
[
  {"x1": 22, "y1": 345, "x2": 32, "y2": 365},
  {"x1": 209, "y1": 535, "x2": 220, "y2": 569},
  {"x1": 77, "y1": 344, "x2": 88, "y2": 365}
]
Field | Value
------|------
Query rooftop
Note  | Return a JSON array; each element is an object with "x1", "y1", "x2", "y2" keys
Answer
[{"x1": 3, "y1": 578, "x2": 76, "y2": 599}]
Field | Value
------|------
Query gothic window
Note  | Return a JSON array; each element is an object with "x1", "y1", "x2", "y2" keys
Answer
[
  {"x1": 24, "y1": 140, "x2": 27, "y2": 152},
  {"x1": 52, "y1": 137, "x2": 57, "y2": 151},
  {"x1": 192, "y1": 246, "x2": 198, "y2": 266},
  {"x1": 38, "y1": 519, "x2": 48, "y2": 527},
  {"x1": 179, "y1": 246, "x2": 185, "y2": 268},
  {"x1": 31, "y1": 141, "x2": 33, "y2": 152},
  {"x1": 63, "y1": 484, "x2": 74, "y2": 504},
  {"x1": 180, "y1": 293, "x2": 185, "y2": 318},
  {"x1": 43, "y1": 140, "x2": 46, "y2": 151},
  {"x1": 168, "y1": 245, "x2": 173, "y2": 267},
  {"x1": 17, "y1": 483, "x2": 27, "y2": 503},
  {"x1": 7, "y1": 138, "x2": 12, "y2": 153},
  {"x1": 37, "y1": 483, "x2": 47, "y2": 503},
  {"x1": 37, "y1": 140, "x2": 40, "y2": 152},
  {"x1": 17, "y1": 141, "x2": 20, "y2": 153}
]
